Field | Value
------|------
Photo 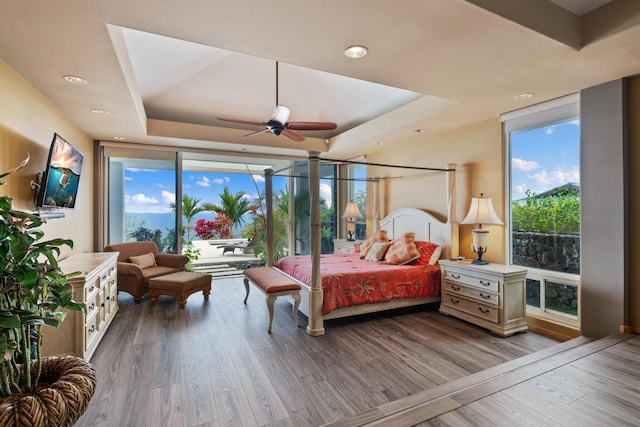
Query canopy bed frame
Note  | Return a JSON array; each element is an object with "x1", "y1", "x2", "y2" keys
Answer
[{"x1": 262, "y1": 152, "x2": 458, "y2": 336}]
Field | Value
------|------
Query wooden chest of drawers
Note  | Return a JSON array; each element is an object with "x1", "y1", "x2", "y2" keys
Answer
[
  {"x1": 42, "y1": 252, "x2": 119, "y2": 360},
  {"x1": 438, "y1": 259, "x2": 528, "y2": 337}
]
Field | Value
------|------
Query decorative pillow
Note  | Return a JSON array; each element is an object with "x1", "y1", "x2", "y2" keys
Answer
[
  {"x1": 364, "y1": 241, "x2": 391, "y2": 262},
  {"x1": 410, "y1": 241, "x2": 442, "y2": 266},
  {"x1": 359, "y1": 230, "x2": 389, "y2": 259},
  {"x1": 129, "y1": 252, "x2": 156, "y2": 269},
  {"x1": 383, "y1": 232, "x2": 420, "y2": 265}
]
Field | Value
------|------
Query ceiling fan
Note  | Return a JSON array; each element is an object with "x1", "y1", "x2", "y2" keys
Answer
[{"x1": 217, "y1": 62, "x2": 337, "y2": 142}]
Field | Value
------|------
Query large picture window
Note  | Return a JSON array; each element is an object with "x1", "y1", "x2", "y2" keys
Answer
[{"x1": 503, "y1": 94, "x2": 580, "y2": 325}]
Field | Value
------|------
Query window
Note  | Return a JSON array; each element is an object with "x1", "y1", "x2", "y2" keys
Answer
[
  {"x1": 348, "y1": 163, "x2": 367, "y2": 241},
  {"x1": 503, "y1": 94, "x2": 580, "y2": 325}
]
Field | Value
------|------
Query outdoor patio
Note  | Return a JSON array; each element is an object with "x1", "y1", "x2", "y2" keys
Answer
[{"x1": 189, "y1": 239, "x2": 263, "y2": 277}]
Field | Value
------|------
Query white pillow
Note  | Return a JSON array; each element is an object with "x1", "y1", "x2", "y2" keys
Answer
[{"x1": 364, "y1": 241, "x2": 390, "y2": 262}]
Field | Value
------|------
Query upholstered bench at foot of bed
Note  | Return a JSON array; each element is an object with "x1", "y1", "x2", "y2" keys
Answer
[
  {"x1": 149, "y1": 271, "x2": 211, "y2": 308},
  {"x1": 243, "y1": 266, "x2": 301, "y2": 333}
]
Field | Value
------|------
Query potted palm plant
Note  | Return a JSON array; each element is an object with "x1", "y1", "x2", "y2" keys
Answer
[{"x1": 0, "y1": 155, "x2": 96, "y2": 426}]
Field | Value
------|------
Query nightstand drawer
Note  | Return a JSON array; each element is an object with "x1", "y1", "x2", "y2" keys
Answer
[
  {"x1": 443, "y1": 281, "x2": 499, "y2": 305},
  {"x1": 442, "y1": 292, "x2": 499, "y2": 323},
  {"x1": 443, "y1": 269, "x2": 499, "y2": 292},
  {"x1": 333, "y1": 239, "x2": 361, "y2": 254}
]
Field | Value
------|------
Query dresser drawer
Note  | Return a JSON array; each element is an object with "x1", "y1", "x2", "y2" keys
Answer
[
  {"x1": 85, "y1": 292, "x2": 99, "y2": 320},
  {"x1": 442, "y1": 281, "x2": 499, "y2": 305},
  {"x1": 85, "y1": 312, "x2": 100, "y2": 351},
  {"x1": 443, "y1": 269, "x2": 500, "y2": 292},
  {"x1": 441, "y1": 292, "x2": 499, "y2": 323}
]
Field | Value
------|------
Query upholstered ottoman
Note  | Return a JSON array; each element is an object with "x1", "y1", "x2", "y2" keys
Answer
[{"x1": 148, "y1": 271, "x2": 211, "y2": 308}]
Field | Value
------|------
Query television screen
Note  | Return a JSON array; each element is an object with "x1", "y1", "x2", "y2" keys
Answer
[{"x1": 38, "y1": 133, "x2": 84, "y2": 209}]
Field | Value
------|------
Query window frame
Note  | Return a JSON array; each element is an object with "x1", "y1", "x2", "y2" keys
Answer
[{"x1": 502, "y1": 94, "x2": 580, "y2": 328}]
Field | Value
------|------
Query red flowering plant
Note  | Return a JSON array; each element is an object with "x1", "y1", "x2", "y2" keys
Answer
[{"x1": 194, "y1": 213, "x2": 233, "y2": 240}]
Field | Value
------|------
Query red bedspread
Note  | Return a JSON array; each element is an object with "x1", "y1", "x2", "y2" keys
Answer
[{"x1": 275, "y1": 253, "x2": 441, "y2": 315}]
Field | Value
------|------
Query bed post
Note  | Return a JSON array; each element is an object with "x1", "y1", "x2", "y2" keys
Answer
[
  {"x1": 265, "y1": 168, "x2": 275, "y2": 266},
  {"x1": 307, "y1": 150, "x2": 325, "y2": 336},
  {"x1": 445, "y1": 163, "x2": 459, "y2": 258},
  {"x1": 373, "y1": 179, "x2": 380, "y2": 232}
]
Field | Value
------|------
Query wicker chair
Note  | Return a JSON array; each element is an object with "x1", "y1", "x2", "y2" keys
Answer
[{"x1": 104, "y1": 241, "x2": 189, "y2": 303}]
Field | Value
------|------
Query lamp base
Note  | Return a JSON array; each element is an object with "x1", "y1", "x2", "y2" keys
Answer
[{"x1": 471, "y1": 259, "x2": 489, "y2": 265}]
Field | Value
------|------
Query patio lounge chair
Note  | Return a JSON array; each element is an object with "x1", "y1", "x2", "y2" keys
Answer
[{"x1": 217, "y1": 236, "x2": 258, "y2": 255}]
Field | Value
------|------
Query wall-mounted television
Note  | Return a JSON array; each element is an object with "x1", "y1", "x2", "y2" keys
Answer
[{"x1": 37, "y1": 133, "x2": 84, "y2": 209}]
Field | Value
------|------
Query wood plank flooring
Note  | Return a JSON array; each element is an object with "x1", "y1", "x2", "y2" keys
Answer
[{"x1": 75, "y1": 276, "x2": 559, "y2": 427}]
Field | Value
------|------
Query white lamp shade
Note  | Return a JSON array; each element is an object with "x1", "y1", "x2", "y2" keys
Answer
[
  {"x1": 342, "y1": 201, "x2": 363, "y2": 219},
  {"x1": 461, "y1": 196, "x2": 503, "y2": 226}
]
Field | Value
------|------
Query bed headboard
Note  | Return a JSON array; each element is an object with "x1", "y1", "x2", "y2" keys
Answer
[{"x1": 379, "y1": 208, "x2": 451, "y2": 258}]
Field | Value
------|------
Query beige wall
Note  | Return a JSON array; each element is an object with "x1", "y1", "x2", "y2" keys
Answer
[
  {"x1": 367, "y1": 118, "x2": 505, "y2": 263},
  {"x1": 0, "y1": 59, "x2": 94, "y2": 256}
]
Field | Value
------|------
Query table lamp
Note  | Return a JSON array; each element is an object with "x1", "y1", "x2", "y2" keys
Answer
[{"x1": 461, "y1": 193, "x2": 503, "y2": 264}]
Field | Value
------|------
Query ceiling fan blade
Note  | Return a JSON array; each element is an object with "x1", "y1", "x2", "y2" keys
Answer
[
  {"x1": 217, "y1": 117, "x2": 267, "y2": 127},
  {"x1": 282, "y1": 129, "x2": 305, "y2": 142},
  {"x1": 287, "y1": 121, "x2": 338, "y2": 131},
  {"x1": 242, "y1": 128, "x2": 270, "y2": 138}
]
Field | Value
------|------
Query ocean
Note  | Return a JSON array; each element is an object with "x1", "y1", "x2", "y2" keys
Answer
[{"x1": 125, "y1": 212, "x2": 245, "y2": 238}]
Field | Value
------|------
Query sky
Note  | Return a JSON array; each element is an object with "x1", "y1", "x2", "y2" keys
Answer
[
  {"x1": 123, "y1": 168, "x2": 335, "y2": 214},
  {"x1": 510, "y1": 119, "x2": 580, "y2": 200}
]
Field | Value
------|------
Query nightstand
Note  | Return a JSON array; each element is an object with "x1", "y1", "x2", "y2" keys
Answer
[
  {"x1": 333, "y1": 239, "x2": 361, "y2": 254},
  {"x1": 438, "y1": 259, "x2": 528, "y2": 336}
]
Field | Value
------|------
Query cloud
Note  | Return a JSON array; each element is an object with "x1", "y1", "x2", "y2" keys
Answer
[
  {"x1": 212, "y1": 178, "x2": 228, "y2": 185},
  {"x1": 512, "y1": 158, "x2": 540, "y2": 172},
  {"x1": 320, "y1": 183, "x2": 332, "y2": 206},
  {"x1": 252, "y1": 174, "x2": 265, "y2": 183},
  {"x1": 196, "y1": 176, "x2": 211, "y2": 187},
  {"x1": 545, "y1": 127, "x2": 554, "y2": 135},
  {"x1": 241, "y1": 194, "x2": 252, "y2": 201},
  {"x1": 161, "y1": 191, "x2": 175, "y2": 204},
  {"x1": 126, "y1": 193, "x2": 159, "y2": 204},
  {"x1": 124, "y1": 176, "x2": 133, "y2": 181},
  {"x1": 512, "y1": 184, "x2": 528, "y2": 199},
  {"x1": 529, "y1": 167, "x2": 579, "y2": 188}
]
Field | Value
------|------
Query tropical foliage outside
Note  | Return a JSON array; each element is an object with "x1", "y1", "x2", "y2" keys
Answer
[{"x1": 511, "y1": 188, "x2": 580, "y2": 235}]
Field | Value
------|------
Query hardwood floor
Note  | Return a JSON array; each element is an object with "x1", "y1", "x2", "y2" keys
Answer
[
  {"x1": 76, "y1": 276, "x2": 559, "y2": 426},
  {"x1": 331, "y1": 334, "x2": 640, "y2": 426}
]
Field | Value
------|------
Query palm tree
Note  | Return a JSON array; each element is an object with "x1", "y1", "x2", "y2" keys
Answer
[
  {"x1": 202, "y1": 187, "x2": 251, "y2": 231},
  {"x1": 170, "y1": 194, "x2": 205, "y2": 241}
]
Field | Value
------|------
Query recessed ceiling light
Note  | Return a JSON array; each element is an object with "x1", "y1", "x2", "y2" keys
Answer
[
  {"x1": 63, "y1": 75, "x2": 88, "y2": 85},
  {"x1": 90, "y1": 108, "x2": 109, "y2": 114},
  {"x1": 376, "y1": 142, "x2": 384, "y2": 146},
  {"x1": 113, "y1": 136, "x2": 126, "y2": 141},
  {"x1": 344, "y1": 45, "x2": 368, "y2": 59},
  {"x1": 514, "y1": 92, "x2": 534, "y2": 100},
  {"x1": 413, "y1": 129, "x2": 424, "y2": 133}
]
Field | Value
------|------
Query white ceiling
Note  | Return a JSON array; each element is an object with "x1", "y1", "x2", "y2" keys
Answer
[{"x1": 0, "y1": 0, "x2": 639, "y2": 160}]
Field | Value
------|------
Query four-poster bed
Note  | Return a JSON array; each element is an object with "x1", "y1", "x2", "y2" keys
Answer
[{"x1": 261, "y1": 152, "x2": 458, "y2": 336}]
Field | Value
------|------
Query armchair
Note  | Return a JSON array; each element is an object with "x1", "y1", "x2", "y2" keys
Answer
[{"x1": 104, "y1": 241, "x2": 189, "y2": 303}]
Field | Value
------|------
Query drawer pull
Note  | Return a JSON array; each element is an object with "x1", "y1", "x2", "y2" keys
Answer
[
  {"x1": 451, "y1": 285, "x2": 461, "y2": 291},
  {"x1": 89, "y1": 303, "x2": 95, "y2": 311},
  {"x1": 449, "y1": 298, "x2": 460, "y2": 304},
  {"x1": 479, "y1": 280, "x2": 491, "y2": 287},
  {"x1": 89, "y1": 285, "x2": 95, "y2": 292},
  {"x1": 478, "y1": 307, "x2": 490, "y2": 314},
  {"x1": 89, "y1": 325, "x2": 95, "y2": 334},
  {"x1": 451, "y1": 273, "x2": 461, "y2": 280},
  {"x1": 479, "y1": 293, "x2": 491, "y2": 300}
]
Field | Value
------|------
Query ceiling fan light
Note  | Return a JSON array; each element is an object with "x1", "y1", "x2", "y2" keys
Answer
[
  {"x1": 344, "y1": 45, "x2": 368, "y2": 59},
  {"x1": 272, "y1": 105, "x2": 291, "y2": 124}
]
